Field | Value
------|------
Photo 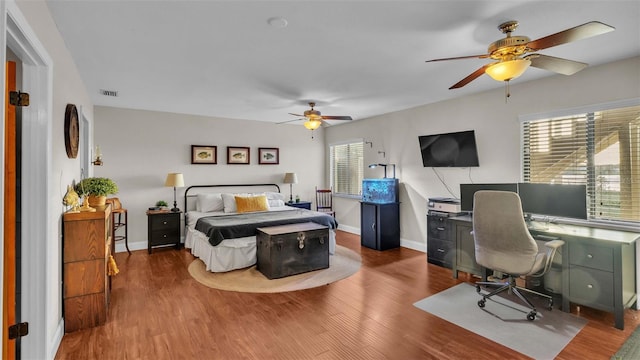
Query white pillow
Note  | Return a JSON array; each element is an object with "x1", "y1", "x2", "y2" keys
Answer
[
  {"x1": 265, "y1": 192, "x2": 285, "y2": 201},
  {"x1": 268, "y1": 199, "x2": 285, "y2": 208},
  {"x1": 196, "y1": 193, "x2": 224, "y2": 213}
]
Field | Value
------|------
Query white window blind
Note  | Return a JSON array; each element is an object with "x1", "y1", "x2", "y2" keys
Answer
[
  {"x1": 522, "y1": 104, "x2": 640, "y2": 223},
  {"x1": 330, "y1": 141, "x2": 364, "y2": 197}
]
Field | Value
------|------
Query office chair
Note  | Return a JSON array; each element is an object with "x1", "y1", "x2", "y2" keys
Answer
[
  {"x1": 315, "y1": 187, "x2": 335, "y2": 217},
  {"x1": 472, "y1": 190, "x2": 564, "y2": 321}
]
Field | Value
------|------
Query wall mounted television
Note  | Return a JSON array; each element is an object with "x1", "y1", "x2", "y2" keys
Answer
[{"x1": 418, "y1": 130, "x2": 479, "y2": 167}]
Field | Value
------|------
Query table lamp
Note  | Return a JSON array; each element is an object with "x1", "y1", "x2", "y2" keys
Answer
[
  {"x1": 164, "y1": 173, "x2": 185, "y2": 212},
  {"x1": 283, "y1": 172, "x2": 298, "y2": 203}
]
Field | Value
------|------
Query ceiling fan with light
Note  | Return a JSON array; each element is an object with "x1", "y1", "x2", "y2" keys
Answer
[
  {"x1": 279, "y1": 102, "x2": 353, "y2": 137},
  {"x1": 425, "y1": 20, "x2": 615, "y2": 97}
]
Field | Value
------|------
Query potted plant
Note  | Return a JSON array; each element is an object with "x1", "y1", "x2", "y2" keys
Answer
[
  {"x1": 155, "y1": 200, "x2": 168, "y2": 210},
  {"x1": 75, "y1": 177, "x2": 118, "y2": 207}
]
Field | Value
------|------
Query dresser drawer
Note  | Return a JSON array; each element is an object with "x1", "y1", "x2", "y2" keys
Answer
[
  {"x1": 568, "y1": 265, "x2": 614, "y2": 309},
  {"x1": 150, "y1": 230, "x2": 179, "y2": 246},
  {"x1": 569, "y1": 243, "x2": 614, "y2": 272},
  {"x1": 150, "y1": 214, "x2": 179, "y2": 231}
]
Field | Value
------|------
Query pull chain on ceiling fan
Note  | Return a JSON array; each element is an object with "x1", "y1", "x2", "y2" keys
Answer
[{"x1": 425, "y1": 20, "x2": 615, "y2": 100}]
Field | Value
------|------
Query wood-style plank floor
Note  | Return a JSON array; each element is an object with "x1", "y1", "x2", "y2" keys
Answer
[{"x1": 56, "y1": 231, "x2": 639, "y2": 359}]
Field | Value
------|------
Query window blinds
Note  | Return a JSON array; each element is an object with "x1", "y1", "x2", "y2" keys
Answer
[
  {"x1": 522, "y1": 104, "x2": 640, "y2": 223},
  {"x1": 330, "y1": 141, "x2": 364, "y2": 196}
]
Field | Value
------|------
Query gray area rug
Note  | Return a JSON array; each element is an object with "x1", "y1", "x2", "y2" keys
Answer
[
  {"x1": 414, "y1": 283, "x2": 587, "y2": 359},
  {"x1": 612, "y1": 325, "x2": 640, "y2": 359}
]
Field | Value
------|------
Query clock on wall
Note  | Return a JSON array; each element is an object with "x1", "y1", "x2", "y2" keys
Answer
[{"x1": 64, "y1": 104, "x2": 79, "y2": 159}]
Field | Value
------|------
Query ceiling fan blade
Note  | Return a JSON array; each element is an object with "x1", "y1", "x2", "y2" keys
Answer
[
  {"x1": 526, "y1": 54, "x2": 587, "y2": 75},
  {"x1": 277, "y1": 118, "x2": 304, "y2": 124},
  {"x1": 527, "y1": 21, "x2": 615, "y2": 51},
  {"x1": 426, "y1": 54, "x2": 490, "y2": 63},
  {"x1": 321, "y1": 115, "x2": 352, "y2": 120},
  {"x1": 449, "y1": 64, "x2": 491, "y2": 89}
]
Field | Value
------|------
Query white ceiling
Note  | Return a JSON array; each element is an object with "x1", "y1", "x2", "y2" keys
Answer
[{"x1": 46, "y1": 1, "x2": 640, "y2": 125}]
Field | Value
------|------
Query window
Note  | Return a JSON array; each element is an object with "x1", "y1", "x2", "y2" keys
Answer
[
  {"x1": 522, "y1": 103, "x2": 640, "y2": 224},
  {"x1": 330, "y1": 140, "x2": 364, "y2": 197}
]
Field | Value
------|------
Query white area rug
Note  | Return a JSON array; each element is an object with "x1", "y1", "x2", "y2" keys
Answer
[{"x1": 414, "y1": 283, "x2": 587, "y2": 359}]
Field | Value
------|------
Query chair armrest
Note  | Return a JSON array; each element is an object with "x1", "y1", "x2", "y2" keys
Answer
[{"x1": 543, "y1": 239, "x2": 565, "y2": 250}]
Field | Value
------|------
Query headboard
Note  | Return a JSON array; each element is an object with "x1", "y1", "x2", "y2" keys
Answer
[{"x1": 184, "y1": 183, "x2": 281, "y2": 212}]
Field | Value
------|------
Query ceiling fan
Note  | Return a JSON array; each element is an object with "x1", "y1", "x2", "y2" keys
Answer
[
  {"x1": 425, "y1": 20, "x2": 615, "y2": 94},
  {"x1": 280, "y1": 102, "x2": 353, "y2": 133}
]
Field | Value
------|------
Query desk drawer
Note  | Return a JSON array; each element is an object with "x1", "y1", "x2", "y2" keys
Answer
[
  {"x1": 568, "y1": 265, "x2": 614, "y2": 309},
  {"x1": 428, "y1": 216, "x2": 451, "y2": 241},
  {"x1": 427, "y1": 238, "x2": 452, "y2": 267},
  {"x1": 569, "y1": 243, "x2": 613, "y2": 272}
]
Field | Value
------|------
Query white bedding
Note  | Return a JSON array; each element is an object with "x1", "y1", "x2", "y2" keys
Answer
[{"x1": 184, "y1": 206, "x2": 336, "y2": 272}]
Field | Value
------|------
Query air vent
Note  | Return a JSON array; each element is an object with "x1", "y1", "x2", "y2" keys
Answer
[{"x1": 99, "y1": 89, "x2": 118, "y2": 97}]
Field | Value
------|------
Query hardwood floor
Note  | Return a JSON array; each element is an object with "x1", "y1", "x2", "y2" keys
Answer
[{"x1": 56, "y1": 231, "x2": 639, "y2": 359}]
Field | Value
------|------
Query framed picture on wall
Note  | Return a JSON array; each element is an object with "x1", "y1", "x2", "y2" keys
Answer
[
  {"x1": 227, "y1": 146, "x2": 250, "y2": 164},
  {"x1": 191, "y1": 145, "x2": 217, "y2": 164},
  {"x1": 258, "y1": 147, "x2": 279, "y2": 165}
]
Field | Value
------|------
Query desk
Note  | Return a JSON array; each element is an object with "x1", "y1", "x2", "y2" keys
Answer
[{"x1": 449, "y1": 215, "x2": 638, "y2": 330}]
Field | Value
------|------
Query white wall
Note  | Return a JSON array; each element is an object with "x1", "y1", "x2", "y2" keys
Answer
[
  {"x1": 325, "y1": 56, "x2": 640, "y2": 251},
  {"x1": 2, "y1": 1, "x2": 94, "y2": 358},
  {"x1": 93, "y1": 106, "x2": 326, "y2": 250}
]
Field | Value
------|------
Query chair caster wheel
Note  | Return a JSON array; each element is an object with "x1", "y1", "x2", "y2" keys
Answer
[
  {"x1": 478, "y1": 299, "x2": 485, "y2": 308},
  {"x1": 476, "y1": 284, "x2": 481, "y2": 293},
  {"x1": 527, "y1": 312, "x2": 536, "y2": 321}
]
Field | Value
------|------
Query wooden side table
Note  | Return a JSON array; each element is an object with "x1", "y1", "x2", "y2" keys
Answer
[
  {"x1": 287, "y1": 201, "x2": 311, "y2": 210},
  {"x1": 146, "y1": 210, "x2": 181, "y2": 254}
]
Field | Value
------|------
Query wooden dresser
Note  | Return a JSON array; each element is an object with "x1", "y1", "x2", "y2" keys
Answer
[{"x1": 62, "y1": 204, "x2": 112, "y2": 332}]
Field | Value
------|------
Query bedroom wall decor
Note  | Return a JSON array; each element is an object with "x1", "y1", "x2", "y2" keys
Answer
[
  {"x1": 258, "y1": 147, "x2": 279, "y2": 164},
  {"x1": 191, "y1": 145, "x2": 217, "y2": 164},
  {"x1": 227, "y1": 146, "x2": 250, "y2": 164}
]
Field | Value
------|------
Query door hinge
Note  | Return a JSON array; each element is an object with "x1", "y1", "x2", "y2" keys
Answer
[
  {"x1": 9, "y1": 91, "x2": 30, "y2": 106},
  {"x1": 8, "y1": 322, "x2": 28, "y2": 339}
]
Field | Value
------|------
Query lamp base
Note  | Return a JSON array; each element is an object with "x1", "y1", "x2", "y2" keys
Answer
[{"x1": 170, "y1": 207, "x2": 180, "y2": 213}]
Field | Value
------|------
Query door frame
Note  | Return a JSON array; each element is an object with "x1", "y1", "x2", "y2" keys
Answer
[{"x1": 1, "y1": 1, "x2": 54, "y2": 359}]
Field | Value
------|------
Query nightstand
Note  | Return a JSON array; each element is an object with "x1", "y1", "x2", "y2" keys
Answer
[
  {"x1": 287, "y1": 201, "x2": 311, "y2": 210},
  {"x1": 146, "y1": 210, "x2": 181, "y2": 254}
]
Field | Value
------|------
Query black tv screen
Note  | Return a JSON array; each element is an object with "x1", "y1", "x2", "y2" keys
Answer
[
  {"x1": 460, "y1": 183, "x2": 518, "y2": 212},
  {"x1": 419, "y1": 130, "x2": 479, "y2": 167},
  {"x1": 518, "y1": 183, "x2": 588, "y2": 220}
]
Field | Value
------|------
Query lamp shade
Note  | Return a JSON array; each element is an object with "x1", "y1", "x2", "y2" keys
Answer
[
  {"x1": 485, "y1": 58, "x2": 531, "y2": 81},
  {"x1": 283, "y1": 172, "x2": 298, "y2": 184},
  {"x1": 164, "y1": 173, "x2": 185, "y2": 187}
]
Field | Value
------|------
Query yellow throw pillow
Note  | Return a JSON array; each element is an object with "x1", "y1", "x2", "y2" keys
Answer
[{"x1": 235, "y1": 195, "x2": 269, "y2": 213}]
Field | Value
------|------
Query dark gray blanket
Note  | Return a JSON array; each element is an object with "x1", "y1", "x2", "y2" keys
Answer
[{"x1": 195, "y1": 209, "x2": 338, "y2": 246}]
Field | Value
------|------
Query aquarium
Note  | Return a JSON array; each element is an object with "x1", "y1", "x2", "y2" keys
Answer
[{"x1": 362, "y1": 178, "x2": 399, "y2": 203}]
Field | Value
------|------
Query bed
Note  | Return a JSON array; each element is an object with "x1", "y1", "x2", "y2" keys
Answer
[{"x1": 183, "y1": 184, "x2": 338, "y2": 272}]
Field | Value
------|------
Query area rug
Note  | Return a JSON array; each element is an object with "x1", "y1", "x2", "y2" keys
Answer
[
  {"x1": 188, "y1": 245, "x2": 361, "y2": 293},
  {"x1": 414, "y1": 283, "x2": 588, "y2": 359},
  {"x1": 612, "y1": 325, "x2": 640, "y2": 359}
]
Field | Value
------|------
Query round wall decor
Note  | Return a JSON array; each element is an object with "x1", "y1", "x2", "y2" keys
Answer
[{"x1": 64, "y1": 104, "x2": 79, "y2": 159}]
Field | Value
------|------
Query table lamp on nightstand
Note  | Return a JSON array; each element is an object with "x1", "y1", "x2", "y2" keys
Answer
[
  {"x1": 164, "y1": 172, "x2": 185, "y2": 212},
  {"x1": 283, "y1": 172, "x2": 298, "y2": 203}
]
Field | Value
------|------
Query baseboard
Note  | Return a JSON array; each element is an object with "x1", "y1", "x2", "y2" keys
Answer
[
  {"x1": 337, "y1": 224, "x2": 360, "y2": 235},
  {"x1": 49, "y1": 319, "x2": 64, "y2": 360},
  {"x1": 114, "y1": 241, "x2": 146, "y2": 253},
  {"x1": 401, "y1": 238, "x2": 426, "y2": 253}
]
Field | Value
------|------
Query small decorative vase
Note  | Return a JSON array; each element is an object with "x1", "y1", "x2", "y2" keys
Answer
[{"x1": 88, "y1": 195, "x2": 107, "y2": 207}]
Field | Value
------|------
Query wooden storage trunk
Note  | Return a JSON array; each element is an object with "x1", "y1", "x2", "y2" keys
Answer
[{"x1": 256, "y1": 222, "x2": 329, "y2": 279}]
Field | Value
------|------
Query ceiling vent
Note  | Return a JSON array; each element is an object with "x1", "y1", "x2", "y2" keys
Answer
[{"x1": 99, "y1": 89, "x2": 118, "y2": 97}]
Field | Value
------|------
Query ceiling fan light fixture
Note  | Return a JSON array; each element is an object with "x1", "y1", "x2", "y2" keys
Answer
[
  {"x1": 303, "y1": 119, "x2": 322, "y2": 130},
  {"x1": 485, "y1": 58, "x2": 531, "y2": 82}
]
